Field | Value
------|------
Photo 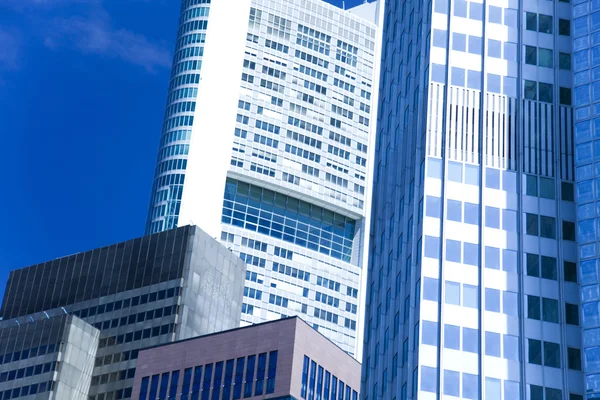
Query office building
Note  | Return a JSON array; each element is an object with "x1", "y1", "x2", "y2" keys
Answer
[
  {"x1": 131, "y1": 316, "x2": 360, "y2": 400},
  {"x1": 0, "y1": 225, "x2": 246, "y2": 400},
  {"x1": 571, "y1": 2, "x2": 600, "y2": 398},
  {"x1": 363, "y1": 0, "x2": 583, "y2": 399},
  {"x1": 0, "y1": 314, "x2": 99, "y2": 400},
  {"x1": 144, "y1": 0, "x2": 381, "y2": 356}
]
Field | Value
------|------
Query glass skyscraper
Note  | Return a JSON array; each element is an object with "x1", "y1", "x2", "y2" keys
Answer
[
  {"x1": 145, "y1": 0, "x2": 380, "y2": 356},
  {"x1": 573, "y1": 1, "x2": 600, "y2": 398},
  {"x1": 363, "y1": 0, "x2": 584, "y2": 399}
]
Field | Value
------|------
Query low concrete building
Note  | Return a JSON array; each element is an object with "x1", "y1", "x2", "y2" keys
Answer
[{"x1": 132, "y1": 316, "x2": 361, "y2": 400}]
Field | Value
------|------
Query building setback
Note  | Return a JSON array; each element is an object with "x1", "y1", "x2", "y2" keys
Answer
[
  {"x1": 362, "y1": 0, "x2": 583, "y2": 399},
  {"x1": 131, "y1": 316, "x2": 360, "y2": 400},
  {"x1": 144, "y1": 0, "x2": 381, "y2": 356},
  {"x1": 0, "y1": 225, "x2": 246, "y2": 400}
]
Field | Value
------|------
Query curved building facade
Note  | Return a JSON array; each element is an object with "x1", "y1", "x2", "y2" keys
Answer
[{"x1": 146, "y1": 0, "x2": 380, "y2": 356}]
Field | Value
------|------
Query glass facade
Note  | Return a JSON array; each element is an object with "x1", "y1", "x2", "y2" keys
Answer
[
  {"x1": 299, "y1": 355, "x2": 357, "y2": 400},
  {"x1": 364, "y1": 0, "x2": 582, "y2": 398},
  {"x1": 573, "y1": 1, "x2": 600, "y2": 397}
]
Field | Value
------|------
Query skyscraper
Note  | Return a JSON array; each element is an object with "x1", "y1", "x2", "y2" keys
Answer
[
  {"x1": 145, "y1": 0, "x2": 380, "y2": 356},
  {"x1": 572, "y1": 3, "x2": 600, "y2": 398},
  {"x1": 363, "y1": 1, "x2": 582, "y2": 399}
]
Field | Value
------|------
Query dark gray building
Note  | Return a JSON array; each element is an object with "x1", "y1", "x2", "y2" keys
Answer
[{"x1": 0, "y1": 225, "x2": 246, "y2": 400}]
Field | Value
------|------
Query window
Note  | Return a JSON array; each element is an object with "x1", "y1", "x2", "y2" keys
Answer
[
  {"x1": 464, "y1": 203, "x2": 479, "y2": 225},
  {"x1": 539, "y1": 82, "x2": 553, "y2": 103},
  {"x1": 541, "y1": 215, "x2": 556, "y2": 238},
  {"x1": 462, "y1": 373, "x2": 479, "y2": 399},
  {"x1": 423, "y1": 277, "x2": 439, "y2": 302},
  {"x1": 524, "y1": 80, "x2": 537, "y2": 100},
  {"x1": 562, "y1": 182, "x2": 574, "y2": 201},
  {"x1": 426, "y1": 196, "x2": 441, "y2": 218},
  {"x1": 446, "y1": 239, "x2": 461, "y2": 262},
  {"x1": 539, "y1": 48, "x2": 553, "y2": 68},
  {"x1": 422, "y1": 321, "x2": 438, "y2": 346},
  {"x1": 503, "y1": 291, "x2": 518, "y2": 316},
  {"x1": 503, "y1": 335, "x2": 519, "y2": 360},
  {"x1": 444, "y1": 324, "x2": 460, "y2": 350},
  {"x1": 560, "y1": 87, "x2": 572, "y2": 106},
  {"x1": 485, "y1": 331, "x2": 501, "y2": 357},
  {"x1": 444, "y1": 370, "x2": 460, "y2": 397},
  {"x1": 447, "y1": 199, "x2": 462, "y2": 222},
  {"x1": 559, "y1": 18, "x2": 571, "y2": 36},
  {"x1": 485, "y1": 246, "x2": 500, "y2": 270},
  {"x1": 488, "y1": 39, "x2": 501, "y2": 58},
  {"x1": 528, "y1": 338, "x2": 542, "y2": 365},
  {"x1": 488, "y1": 5, "x2": 502, "y2": 23},
  {"x1": 485, "y1": 206, "x2": 500, "y2": 229},
  {"x1": 525, "y1": 45, "x2": 537, "y2": 65},
  {"x1": 560, "y1": 53, "x2": 571, "y2": 70},
  {"x1": 526, "y1": 12, "x2": 537, "y2": 31},
  {"x1": 542, "y1": 297, "x2": 559, "y2": 323},
  {"x1": 485, "y1": 288, "x2": 500, "y2": 312},
  {"x1": 544, "y1": 342, "x2": 560, "y2": 368},
  {"x1": 563, "y1": 221, "x2": 576, "y2": 241},
  {"x1": 568, "y1": 348, "x2": 582, "y2": 370},
  {"x1": 526, "y1": 253, "x2": 539, "y2": 277},
  {"x1": 565, "y1": 261, "x2": 577, "y2": 283},
  {"x1": 566, "y1": 303, "x2": 579, "y2": 326},
  {"x1": 463, "y1": 284, "x2": 478, "y2": 308},
  {"x1": 526, "y1": 175, "x2": 537, "y2": 196},
  {"x1": 541, "y1": 256, "x2": 557, "y2": 280},
  {"x1": 526, "y1": 213, "x2": 538, "y2": 236},
  {"x1": 486, "y1": 378, "x2": 501, "y2": 400},
  {"x1": 445, "y1": 281, "x2": 460, "y2": 305},
  {"x1": 540, "y1": 177, "x2": 555, "y2": 199},
  {"x1": 539, "y1": 14, "x2": 553, "y2": 33},
  {"x1": 421, "y1": 366, "x2": 437, "y2": 393},
  {"x1": 528, "y1": 295, "x2": 541, "y2": 320},
  {"x1": 463, "y1": 327, "x2": 479, "y2": 354}
]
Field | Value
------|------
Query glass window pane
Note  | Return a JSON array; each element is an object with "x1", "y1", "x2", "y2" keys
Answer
[
  {"x1": 528, "y1": 338, "x2": 542, "y2": 365},
  {"x1": 525, "y1": 45, "x2": 537, "y2": 65},
  {"x1": 462, "y1": 327, "x2": 479, "y2": 354},
  {"x1": 526, "y1": 213, "x2": 539, "y2": 236},
  {"x1": 446, "y1": 239, "x2": 462, "y2": 262},
  {"x1": 540, "y1": 216, "x2": 556, "y2": 239},
  {"x1": 444, "y1": 324, "x2": 460, "y2": 350},
  {"x1": 526, "y1": 12, "x2": 537, "y2": 31},
  {"x1": 485, "y1": 288, "x2": 500, "y2": 312},
  {"x1": 541, "y1": 256, "x2": 557, "y2": 280},
  {"x1": 462, "y1": 372, "x2": 479, "y2": 399},
  {"x1": 544, "y1": 342, "x2": 561, "y2": 368},
  {"x1": 464, "y1": 203, "x2": 479, "y2": 225},
  {"x1": 465, "y1": 164, "x2": 479, "y2": 185},
  {"x1": 503, "y1": 335, "x2": 520, "y2": 360},
  {"x1": 539, "y1": 48, "x2": 553, "y2": 68},
  {"x1": 485, "y1": 377, "x2": 501, "y2": 400},
  {"x1": 443, "y1": 370, "x2": 460, "y2": 397},
  {"x1": 445, "y1": 281, "x2": 460, "y2": 305},
  {"x1": 525, "y1": 80, "x2": 537, "y2": 100},
  {"x1": 542, "y1": 297, "x2": 559, "y2": 323},
  {"x1": 503, "y1": 291, "x2": 518, "y2": 316},
  {"x1": 423, "y1": 277, "x2": 439, "y2": 302},
  {"x1": 485, "y1": 331, "x2": 501, "y2": 357},
  {"x1": 528, "y1": 295, "x2": 541, "y2": 320},
  {"x1": 526, "y1": 175, "x2": 538, "y2": 196},
  {"x1": 485, "y1": 206, "x2": 500, "y2": 229},
  {"x1": 448, "y1": 161, "x2": 462, "y2": 182},
  {"x1": 539, "y1": 14, "x2": 553, "y2": 34},
  {"x1": 425, "y1": 196, "x2": 441, "y2": 218},
  {"x1": 447, "y1": 199, "x2": 462, "y2": 222},
  {"x1": 485, "y1": 246, "x2": 500, "y2": 270},
  {"x1": 463, "y1": 284, "x2": 479, "y2": 308},
  {"x1": 420, "y1": 366, "x2": 437, "y2": 392}
]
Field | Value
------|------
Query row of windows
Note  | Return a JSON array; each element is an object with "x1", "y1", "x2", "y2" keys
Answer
[
  {"x1": 176, "y1": 33, "x2": 206, "y2": 51},
  {"x1": 285, "y1": 144, "x2": 321, "y2": 163},
  {"x1": 525, "y1": 45, "x2": 571, "y2": 70},
  {"x1": 250, "y1": 163, "x2": 276, "y2": 177},
  {"x1": 158, "y1": 144, "x2": 190, "y2": 161},
  {"x1": 300, "y1": 356, "x2": 357, "y2": 400},
  {"x1": 91, "y1": 367, "x2": 135, "y2": 387},
  {"x1": 314, "y1": 307, "x2": 338, "y2": 323},
  {"x1": 242, "y1": 237, "x2": 267, "y2": 252},
  {"x1": 169, "y1": 73, "x2": 200, "y2": 91},
  {"x1": 155, "y1": 173, "x2": 185, "y2": 188},
  {"x1": 526, "y1": 12, "x2": 570, "y2": 36},
  {"x1": 0, "y1": 342, "x2": 58, "y2": 367},
  {"x1": 304, "y1": 80, "x2": 327, "y2": 95},
  {"x1": 174, "y1": 45, "x2": 204, "y2": 63},
  {"x1": 167, "y1": 87, "x2": 198, "y2": 105},
  {"x1": 315, "y1": 291, "x2": 340, "y2": 308},
  {"x1": 139, "y1": 351, "x2": 278, "y2": 400},
  {"x1": 163, "y1": 115, "x2": 194, "y2": 132},
  {"x1": 171, "y1": 60, "x2": 202, "y2": 77},
  {"x1": 95, "y1": 347, "x2": 139, "y2": 368},
  {"x1": 333, "y1": 78, "x2": 355, "y2": 93},
  {"x1": 325, "y1": 173, "x2": 348, "y2": 189},
  {"x1": 156, "y1": 158, "x2": 187, "y2": 175},
  {"x1": 289, "y1": 102, "x2": 308, "y2": 115},
  {"x1": 179, "y1": 6, "x2": 209, "y2": 23},
  {"x1": 259, "y1": 78, "x2": 284, "y2": 93},
  {"x1": 69, "y1": 287, "x2": 180, "y2": 320},
  {"x1": 316, "y1": 276, "x2": 341, "y2": 292},
  {"x1": 288, "y1": 117, "x2": 323, "y2": 135},
  {"x1": 295, "y1": 50, "x2": 329, "y2": 69},
  {"x1": 0, "y1": 361, "x2": 56, "y2": 383},
  {"x1": 527, "y1": 295, "x2": 580, "y2": 326},
  {"x1": 0, "y1": 380, "x2": 53, "y2": 399},
  {"x1": 255, "y1": 120, "x2": 280, "y2": 134},
  {"x1": 239, "y1": 253, "x2": 267, "y2": 268},
  {"x1": 265, "y1": 39, "x2": 289, "y2": 54},
  {"x1": 524, "y1": 80, "x2": 572, "y2": 105},
  {"x1": 180, "y1": 0, "x2": 210, "y2": 9},
  {"x1": 262, "y1": 66, "x2": 286, "y2": 80},
  {"x1": 244, "y1": 287, "x2": 262, "y2": 300},
  {"x1": 90, "y1": 304, "x2": 177, "y2": 334},
  {"x1": 98, "y1": 323, "x2": 175, "y2": 349},
  {"x1": 331, "y1": 105, "x2": 353, "y2": 120},
  {"x1": 272, "y1": 262, "x2": 310, "y2": 282},
  {"x1": 178, "y1": 19, "x2": 209, "y2": 36},
  {"x1": 164, "y1": 101, "x2": 196, "y2": 118},
  {"x1": 298, "y1": 64, "x2": 328, "y2": 82},
  {"x1": 160, "y1": 129, "x2": 192, "y2": 147},
  {"x1": 327, "y1": 145, "x2": 350, "y2": 160},
  {"x1": 287, "y1": 131, "x2": 322, "y2": 149}
]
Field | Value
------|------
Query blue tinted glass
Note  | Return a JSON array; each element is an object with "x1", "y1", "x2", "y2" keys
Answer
[
  {"x1": 140, "y1": 377, "x2": 150, "y2": 400},
  {"x1": 463, "y1": 242, "x2": 479, "y2": 266},
  {"x1": 467, "y1": 70, "x2": 481, "y2": 90},
  {"x1": 462, "y1": 373, "x2": 479, "y2": 399},
  {"x1": 432, "y1": 64, "x2": 446, "y2": 83},
  {"x1": 464, "y1": 202, "x2": 479, "y2": 225},
  {"x1": 454, "y1": 0, "x2": 467, "y2": 17},
  {"x1": 169, "y1": 371, "x2": 180, "y2": 399},
  {"x1": 424, "y1": 236, "x2": 440, "y2": 258},
  {"x1": 485, "y1": 246, "x2": 500, "y2": 269},
  {"x1": 423, "y1": 277, "x2": 439, "y2": 301},
  {"x1": 447, "y1": 199, "x2": 462, "y2": 222},
  {"x1": 445, "y1": 281, "x2": 460, "y2": 305},
  {"x1": 421, "y1": 366, "x2": 438, "y2": 392},
  {"x1": 422, "y1": 320, "x2": 439, "y2": 346},
  {"x1": 576, "y1": 120, "x2": 593, "y2": 143},
  {"x1": 433, "y1": 29, "x2": 447, "y2": 48},
  {"x1": 233, "y1": 359, "x2": 244, "y2": 400},
  {"x1": 485, "y1": 378, "x2": 501, "y2": 400},
  {"x1": 444, "y1": 370, "x2": 460, "y2": 396},
  {"x1": 212, "y1": 363, "x2": 223, "y2": 400},
  {"x1": 149, "y1": 375, "x2": 160, "y2": 400},
  {"x1": 446, "y1": 239, "x2": 462, "y2": 262},
  {"x1": 504, "y1": 335, "x2": 520, "y2": 360},
  {"x1": 575, "y1": 50, "x2": 590, "y2": 71},
  {"x1": 244, "y1": 357, "x2": 254, "y2": 398},
  {"x1": 468, "y1": 36, "x2": 482, "y2": 54},
  {"x1": 469, "y1": 2, "x2": 483, "y2": 20},
  {"x1": 463, "y1": 328, "x2": 479, "y2": 353},
  {"x1": 488, "y1": 39, "x2": 501, "y2": 58},
  {"x1": 309, "y1": 361, "x2": 316, "y2": 400},
  {"x1": 504, "y1": 381, "x2": 520, "y2": 399},
  {"x1": 485, "y1": 288, "x2": 500, "y2": 312},
  {"x1": 453, "y1": 33, "x2": 466, "y2": 51},
  {"x1": 487, "y1": 74, "x2": 501, "y2": 93},
  {"x1": 444, "y1": 324, "x2": 460, "y2": 350},
  {"x1": 451, "y1": 67, "x2": 465, "y2": 86},
  {"x1": 485, "y1": 331, "x2": 501, "y2": 357}
]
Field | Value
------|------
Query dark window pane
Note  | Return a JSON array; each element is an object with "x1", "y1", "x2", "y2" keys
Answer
[
  {"x1": 526, "y1": 214, "x2": 539, "y2": 236},
  {"x1": 564, "y1": 261, "x2": 577, "y2": 283}
]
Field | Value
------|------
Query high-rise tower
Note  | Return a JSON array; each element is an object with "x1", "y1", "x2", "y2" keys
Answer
[
  {"x1": 363, "y1": 0, "x2": 583, "y2": 399},
  {"x1": 145, "y1": 0, "x2": 380, "y2": 356}
]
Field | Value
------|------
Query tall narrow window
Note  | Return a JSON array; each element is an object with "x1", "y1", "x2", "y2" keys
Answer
[{"x1": 266, "y1": 351, "x2": 278, "y2": 394}]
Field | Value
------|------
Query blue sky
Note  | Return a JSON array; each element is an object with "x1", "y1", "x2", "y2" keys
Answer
[{"x1": 0, "y1": 0, "x2": 365, "y2": 302}]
